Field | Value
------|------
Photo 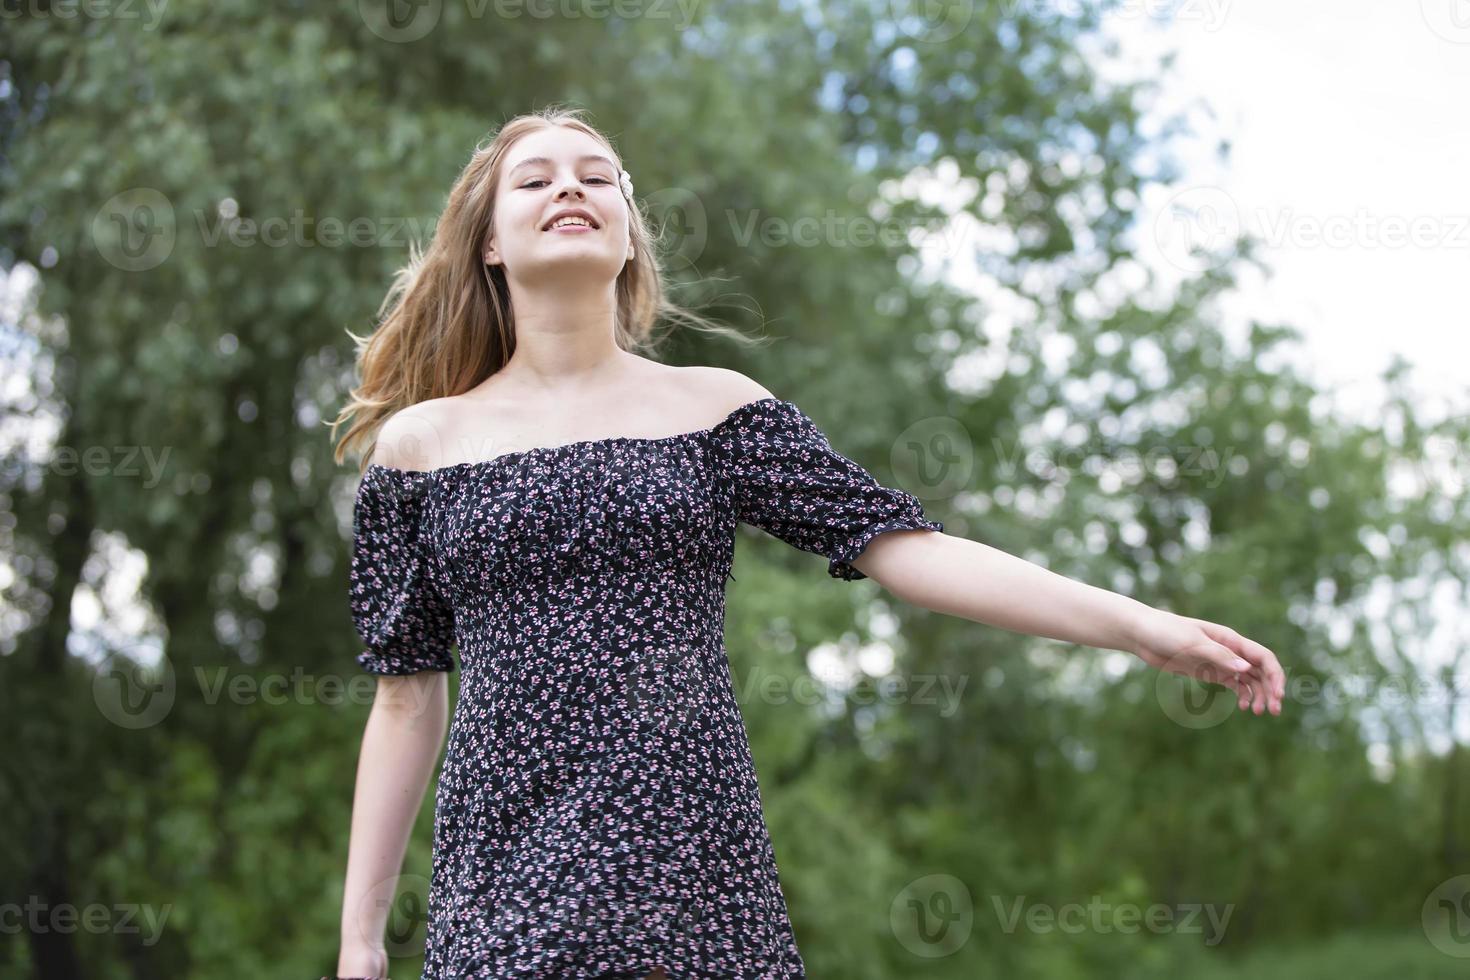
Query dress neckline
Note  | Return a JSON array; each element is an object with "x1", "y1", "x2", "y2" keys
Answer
[{"x1": 363, "y1": 396, "x2": 790, "y2": 481}]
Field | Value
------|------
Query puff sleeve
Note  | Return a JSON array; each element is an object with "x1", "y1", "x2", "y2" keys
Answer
[
  {"x1": 715, "y1": 398, "x2": 945, "y2": 581},
  {"x1": 348, "y1": 464, "x2": 457, "y2": 674}
]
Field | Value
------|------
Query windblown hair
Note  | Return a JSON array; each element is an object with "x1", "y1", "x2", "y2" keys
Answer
[{"x1": 330, "y1": 104, "x2": 758, "y2": 475}]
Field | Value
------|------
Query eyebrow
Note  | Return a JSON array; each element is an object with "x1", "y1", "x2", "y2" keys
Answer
[{"x1": 507, "y1": 154, "x2": 618, "y2": 176}]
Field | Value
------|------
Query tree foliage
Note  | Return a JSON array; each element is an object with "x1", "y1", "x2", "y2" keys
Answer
[{"x1": 2, "y1": 2, "x2": 1466, "y2": 977}]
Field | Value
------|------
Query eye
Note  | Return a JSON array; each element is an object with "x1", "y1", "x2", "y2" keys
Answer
[{"x1": 521, "y1": 176, "x2": 613, "y2": 189}]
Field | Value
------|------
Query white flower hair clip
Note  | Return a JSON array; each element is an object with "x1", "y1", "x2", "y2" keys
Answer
[{"x1": 619, "y1": 168, "x2": 635, "y2": 201}]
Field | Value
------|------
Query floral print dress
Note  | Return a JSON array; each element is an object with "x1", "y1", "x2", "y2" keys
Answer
[{"x1": 347, "y1": 397, "x2": 945, "y2": 979}]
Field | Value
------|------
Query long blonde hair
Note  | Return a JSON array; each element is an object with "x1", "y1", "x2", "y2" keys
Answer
[{"x1": 330, "y1": 104, "x2": 759, "y2": 474}]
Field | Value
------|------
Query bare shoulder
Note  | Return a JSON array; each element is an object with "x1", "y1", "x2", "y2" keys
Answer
[
  {"x1": 675, "y1": 366, "x2": 779, "y2": 417},
  {"x1": 369, "y1": 397, "x2": 461, "y2": 472}
]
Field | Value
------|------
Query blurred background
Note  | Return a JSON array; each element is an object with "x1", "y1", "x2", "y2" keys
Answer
[{"x1": 3, "y1": 1, "x2": 1468, "y2": 977}]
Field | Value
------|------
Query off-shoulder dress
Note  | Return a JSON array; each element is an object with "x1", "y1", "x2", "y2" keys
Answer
[{"x1": 347, "y1": 396, "x2": 945, "y2": 979}]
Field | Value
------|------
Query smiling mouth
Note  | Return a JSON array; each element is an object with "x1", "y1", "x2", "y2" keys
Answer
[{"x1": 544, "y1": 214, "x2": 600, "y2": 232}]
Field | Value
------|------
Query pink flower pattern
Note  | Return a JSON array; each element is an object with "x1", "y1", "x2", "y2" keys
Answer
[{"x1": 347, "y1": 398, "x2": 944, "y2": 978}]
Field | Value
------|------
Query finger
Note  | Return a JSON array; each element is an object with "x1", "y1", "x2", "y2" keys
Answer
[
  {"x1": 1226, "y1": 661, "x2": 1259, "y2": 713},
  {"x1": 1216, "y1": 671, "x2": 1243, "y2": 710},
  {"x1": 1214, "y1": 648, "x2": 1258, "y2": 712},
  {"x1": 1239, "y1": 652, "x2": 1277, "y2": 713},
  {"x1": 1234, "y1": 675, "x2": 1258, "y2": 714},
  {"x1": 1239, "y1": 634, "x2": 1285, "y2": 711},
  {"x1": 1198, "y1": 622, "x2": 1281, "y2": 713},
  {"x1": 1192, "y1": 644, "x2": 1254, "y2": 710},
  {"x1": 1190, "y1": 657, "x2": 1243, "y2": 688},
  {"x1": 1233, "y1": 664, "x2": 1264, "y2": 714},
  {"x1": 1209, "y1": 641, "x2": 1254, "y2": 680},
  {"x1": 1224, "y1": 631, "x2": 1280, "y2": 704},
  {"x1": 1193, "y1": 659, "x2": 1253, "y2": 712}
]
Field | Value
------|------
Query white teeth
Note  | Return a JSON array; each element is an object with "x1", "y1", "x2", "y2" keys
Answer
[{"x1": 549, "y1": 216, "x2": 592, "y2": 230}]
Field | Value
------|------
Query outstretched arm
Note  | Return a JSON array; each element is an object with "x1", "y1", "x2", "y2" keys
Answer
[{"x1": 853, "y1": 529, "x2": 1286, "y2": 717}]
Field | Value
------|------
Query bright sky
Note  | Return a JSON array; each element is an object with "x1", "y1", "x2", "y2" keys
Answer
[
  {"x1": 1095, "y1": 1, "x2": 1470, "y2": 750},
  {"x1": 1098, "y1": 0, "x2": 1470, "y2": 426}
]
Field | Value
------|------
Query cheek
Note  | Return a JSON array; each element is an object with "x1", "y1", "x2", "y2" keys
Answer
[
  {"x1": 493, "y1": 194, "x2": 537, "y2": 237},
  {"x1": 603, "y1": 206, "x2": 631, "y2": 242}
]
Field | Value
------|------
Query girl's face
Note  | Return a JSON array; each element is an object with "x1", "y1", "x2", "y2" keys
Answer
[{"x1": 485, "y1": 127, "x2": 634, "y2": 284}]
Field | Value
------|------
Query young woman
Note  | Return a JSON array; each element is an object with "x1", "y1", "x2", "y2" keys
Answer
[{"x1": 328, "y1": 107, "x2": 1284, "y2": 980}]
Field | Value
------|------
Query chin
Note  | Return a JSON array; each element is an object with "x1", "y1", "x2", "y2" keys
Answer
[{"x1": 514, "y1": 252, "x2": 626, "y2": 284}]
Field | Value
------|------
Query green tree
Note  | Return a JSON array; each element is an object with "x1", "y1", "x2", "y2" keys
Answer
[{"x1": 2, "y1": 2, "x2": 1465, "y2": 977}]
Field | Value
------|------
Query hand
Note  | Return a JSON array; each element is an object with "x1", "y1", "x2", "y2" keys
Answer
[
  {"x1": 1129, "y1": 609, "x2": 1285, "y2": 716},
  {"x1": 334, "y1": 941, "x2": 389, "y2": 979}
]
